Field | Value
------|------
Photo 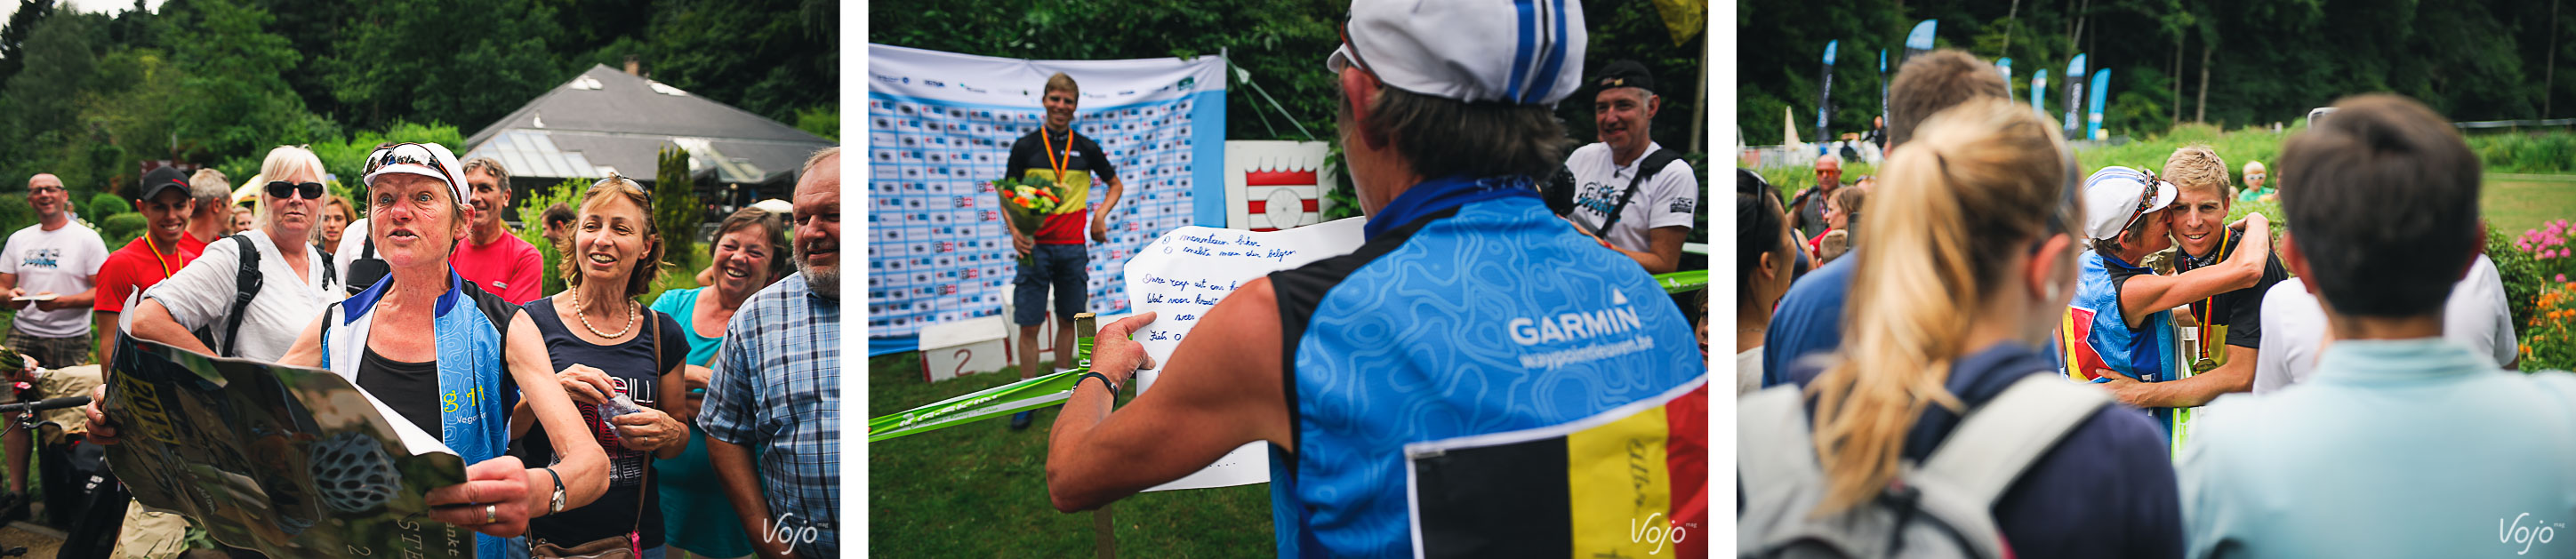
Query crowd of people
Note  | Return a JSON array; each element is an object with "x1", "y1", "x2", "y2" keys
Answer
[
  {"x1": 1739, "y1": 48, "x2": 2576, "y2": 557},
  {"x1": 0, "y1": 140, "x2": 843, "y2": 558}
]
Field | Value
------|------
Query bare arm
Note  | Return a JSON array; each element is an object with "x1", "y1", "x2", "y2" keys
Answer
[
  {"x1": 126, "y1": 299, "x2": 219, "y2": 356},
  {"x1": 505, "y1": 311, "x2": 610, "y2": 511},
  {"x1": 1089, "y1": 176, "x2": 1126, "y2": 243},
  {"x1": 2101, "y1": 342, "x2": 2259, "y2": 408},
  {"x1": 1047, "y1": 279, "x2": 1294, "y2": 512},
  {"x1": 34, "y1": 278, "x2": 96, "y2": 311},
  {"x1": 0, "y1": 272, "x2": 23, "y2": 310},
  {"x1": 2117, "y1": 216, "x2": 2271, "y2": 328},
  {"x1": 1610, "y1": 226, "x2": 1690, "y2": 275},
  {"x1": 93, "y1": 312, "x2": 117, "y2": 368},
  {"x1": 710, "y1": 437, "x2": 790, "y2": 559}
]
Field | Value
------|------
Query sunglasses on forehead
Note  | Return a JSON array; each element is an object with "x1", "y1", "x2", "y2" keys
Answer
[
  {"x1": 363, "y1": 142, "x2": 454, "y2": 182},
  {"x1": 266, "y1": 180, "x2": 325, "y2": 200}
]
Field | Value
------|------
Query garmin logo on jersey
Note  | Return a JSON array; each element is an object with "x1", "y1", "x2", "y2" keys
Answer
[{"x1": 1507, "y1": 289, "x2": 1642, "y2": 346}]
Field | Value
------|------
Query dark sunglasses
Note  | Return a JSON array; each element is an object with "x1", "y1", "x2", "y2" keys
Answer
[{"x1": 266, "y1": 180, "x2": 325, "y2": 200}]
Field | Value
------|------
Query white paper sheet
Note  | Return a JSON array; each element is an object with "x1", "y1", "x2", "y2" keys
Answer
[{"x1": 1121, "y1": 217, "x2": 1367, "y2": 491}]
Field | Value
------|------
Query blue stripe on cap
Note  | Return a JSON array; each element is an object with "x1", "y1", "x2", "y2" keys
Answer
[
  {"x1": 1508, "y1": 0, "x2": 1537, "y2": 101},
  {"x1": 1527, "y1": 0, "x2": 1571, "y2": 103}
]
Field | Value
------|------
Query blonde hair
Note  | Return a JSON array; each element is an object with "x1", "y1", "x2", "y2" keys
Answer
[
  {"x1": 2161, "y1": 145, "x2": 2230, "y2": 199},
  {"x1": 1804, "y1": 98, "x2": 2080, "y2": 515},
  {"x1": 253, "y1": 146, "x2": 327, "y2": 228},
  {"x1": 1044, "y1": 72, "x2": 1079, "y2": 96}
]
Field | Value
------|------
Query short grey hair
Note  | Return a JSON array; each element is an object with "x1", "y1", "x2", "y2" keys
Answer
[
  {"x1": 461, "y1": 156, "x2": 510, "y2": 186},
  {"x1": 189, "y1": 169, "x2": 229, "y2": 204}
]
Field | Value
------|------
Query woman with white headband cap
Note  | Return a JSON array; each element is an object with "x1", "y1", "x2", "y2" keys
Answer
[{"x1": 92, "y1": 142, "x2": 612, "y2": 557}]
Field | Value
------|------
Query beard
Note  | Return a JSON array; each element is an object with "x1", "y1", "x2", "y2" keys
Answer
[{"x1": 795, "y1": 236, "x2": 839, "y2": 300}]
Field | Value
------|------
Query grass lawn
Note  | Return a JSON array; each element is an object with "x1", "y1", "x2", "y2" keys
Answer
[
  {"x1": 2482, "y1": 174, "x2": 2576, "y2": 236},
  {"x1": 868, "y1": 351, "x2": 1272, "y2": 557}
]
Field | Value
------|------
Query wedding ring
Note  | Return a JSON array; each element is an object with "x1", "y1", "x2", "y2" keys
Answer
[{"x1": 483, "y1": 504, "x2": 498, "y2": 525}]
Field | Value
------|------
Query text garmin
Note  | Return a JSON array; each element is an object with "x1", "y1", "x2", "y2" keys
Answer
[
  {"x1": 1508, "y1": 289, "x2": 1656, "y2": 370},
  {"x1": 1507, "y1": 289, "x2": 1645, "y2": 346}
]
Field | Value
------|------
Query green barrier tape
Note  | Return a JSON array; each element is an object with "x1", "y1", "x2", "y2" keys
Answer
[
  {"x1": 870, "y1": 337, "x2": 1096, "y2": 443},
  {"x1": 1655, "y1": 269, "x2": 1708, "y2": 294}
]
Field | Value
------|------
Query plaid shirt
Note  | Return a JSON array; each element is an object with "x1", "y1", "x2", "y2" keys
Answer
[{"x1": 698, "y1": 273, "x2": 840, "y2": 555}]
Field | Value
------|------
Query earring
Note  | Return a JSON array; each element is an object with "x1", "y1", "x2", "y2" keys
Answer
[{"x1": 2044, "y1": 283, "x2": 2062, "y2": 302}]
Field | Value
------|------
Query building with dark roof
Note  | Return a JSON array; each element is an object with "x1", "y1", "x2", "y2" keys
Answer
[{"x1": 464, "y1": 62, "x2": 833, "y2": 219}]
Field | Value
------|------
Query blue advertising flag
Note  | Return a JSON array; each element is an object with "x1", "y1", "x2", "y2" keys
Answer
[
  {"x1": 2063, "y1": 54, "x2": 2088, "y2": 139},
  {"x1": 2088, "y1": 68, "x2": 2112, "y2": 140}
]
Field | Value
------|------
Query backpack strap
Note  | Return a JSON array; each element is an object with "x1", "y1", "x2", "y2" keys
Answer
[
  {"x1": 220, "y1": 235, "x2": 263, "y2": 357},
  {"x1": 1736, "y1": 386, "x2": 1824, "y2": 490},
  {"x1": 1917, "y1": 373, "x2": 2111, "y2": 507},
  {"x1": 1595, "y1": 148, "x2": 1681, "y2": 235}
]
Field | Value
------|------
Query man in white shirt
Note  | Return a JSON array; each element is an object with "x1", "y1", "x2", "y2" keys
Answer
[
  {"x1": 0, "y1": 172, "x2": 106, "y2": 521},
  {"x1": 2253, "y1": 252, "x2": 2518, "y2": 393},
  {"x1": 129, "y1": 147, "x2": 341, "y2": 363},
  {"x1": 1556, "y1": 60, "x2": 1697, "y2": 274}
]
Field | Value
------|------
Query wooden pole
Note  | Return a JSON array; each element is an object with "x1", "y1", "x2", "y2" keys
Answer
[{"x1": 1074, "y1": 313, "x2": 1113, "y2": 559}]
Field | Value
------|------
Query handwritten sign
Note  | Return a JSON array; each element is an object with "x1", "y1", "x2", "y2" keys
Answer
[{"x1": 1121, "y1": 217, "x2": 1368, "y2": 491}]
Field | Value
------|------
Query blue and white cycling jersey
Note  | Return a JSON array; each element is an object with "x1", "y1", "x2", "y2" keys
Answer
[{"x1": 1264, "y1": 175, "x2": 1704, "y2": 557}]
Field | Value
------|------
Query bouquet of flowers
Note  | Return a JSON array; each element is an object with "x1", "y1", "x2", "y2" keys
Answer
[{"x1": 995, "y1": 176, "x2": 1069, "y2": 267}]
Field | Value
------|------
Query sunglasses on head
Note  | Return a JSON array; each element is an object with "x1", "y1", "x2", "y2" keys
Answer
[
  {"x1": 266, "y1": 180, "x2": 325, "y2": 200},
  {"x1": 363, "y1": 142, "x2": 454, "y2": 183},
  {"x1": 1336, "y1": 21, "x2": 1376, "y2": 77}
]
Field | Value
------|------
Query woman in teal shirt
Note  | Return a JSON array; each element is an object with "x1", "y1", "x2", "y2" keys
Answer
[{"x1": 650, "y1": 208, "x2": 789, "y2": 558}]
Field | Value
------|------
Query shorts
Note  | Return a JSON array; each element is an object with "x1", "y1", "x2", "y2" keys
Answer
[
  {"x1": 112, "y1": 500, "x2": 189, "y2": 559},
  {"x1": 3, "y1": 325, "x2": 90, "y2": 404},
  {"x1": 1014, "y1": 244, "x2": 1088, "y2": 326}
]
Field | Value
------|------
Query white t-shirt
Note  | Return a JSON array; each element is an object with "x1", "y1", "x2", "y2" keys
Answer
[
  {"x1": 334, "y1": 218, "x2": 368, "y2": 288},
  {"x1": 143, "y1": 229, "x2": 339, "y2": 362},
  {"x1": 1563, "y1": 141, "x2": 1699, "y2": 252},
  {"x1": 1737, "y1": 347, "x2": 1764, "y2": 396},
  {"x1": 2252, "y1": 254, "x2": 2517, "y2": 393},
  {"x1": 0, "y1": 221, "x2": 107, "y2": 337}
]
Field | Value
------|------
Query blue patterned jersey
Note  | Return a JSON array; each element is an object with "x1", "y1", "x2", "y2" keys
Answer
[{"x1": 1264, "y1": 176, "x2": 1704, "y2": 557}]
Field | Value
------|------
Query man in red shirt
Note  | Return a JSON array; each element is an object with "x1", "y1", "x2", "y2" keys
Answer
[
  {"x1": 451, "y1": 156, "x2": 542, "y2": 304},
  {"x1": 94, "y1": 167, "x2": 200, "y2": 367}
]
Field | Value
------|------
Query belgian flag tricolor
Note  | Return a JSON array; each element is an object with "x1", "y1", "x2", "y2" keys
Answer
[{"x1": 1404, "y1": 377, "x2": 1707, "y2": 559}]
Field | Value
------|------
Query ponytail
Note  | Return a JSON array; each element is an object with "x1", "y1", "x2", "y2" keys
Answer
[{"x1": 1803, "y1": 98, "x2": 2078, "y2": 515}]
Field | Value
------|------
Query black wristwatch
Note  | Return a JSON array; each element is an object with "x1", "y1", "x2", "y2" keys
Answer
[
  {"x1": 543, "y1": 467, "x2": 566, "y2": 515},
  {"x1": 1079, "y1": 371, "x2": 1119, "y2": 395}
]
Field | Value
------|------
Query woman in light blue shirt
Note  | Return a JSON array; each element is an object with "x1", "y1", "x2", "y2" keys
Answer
[{"x1": 648, "y1": 208, "x2": 787, "y2": 559}]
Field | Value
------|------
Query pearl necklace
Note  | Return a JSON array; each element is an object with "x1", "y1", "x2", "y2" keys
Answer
[{"x1": 572, "y1": 290, "x2": 637, "y2": 339}]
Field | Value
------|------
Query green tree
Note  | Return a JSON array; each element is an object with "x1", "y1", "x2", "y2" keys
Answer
[
  {"x1": 644, "y1": 0, "x2": 838, "y2": 124},
  {"x1": 323, "y1": 0, "x2": 564, "y2": 132},
  {"x1": 653, "y1": 145, "x2": 694, "y2": 268},
  {"x1": 0, "y1": 12, "x2": 100, "y2": 189},
  {"x1": 0, "y1": 0, "x2": 57, "y2": 89},
  {"x1": 795, "y1": 106, "x2": 839, "y2": 142},
  {"x1": 169, "y1": 0, "x2": 328, "y2": 163}
]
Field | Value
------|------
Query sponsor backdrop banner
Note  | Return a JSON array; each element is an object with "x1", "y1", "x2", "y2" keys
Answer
[{"x1": 866, "y1": 44, "x2": 1227, "y2": 339}]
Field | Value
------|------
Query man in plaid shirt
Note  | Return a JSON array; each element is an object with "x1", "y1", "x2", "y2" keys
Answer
[{"x1": 700, "y1": 147, "x2": 841, "y2": 558}]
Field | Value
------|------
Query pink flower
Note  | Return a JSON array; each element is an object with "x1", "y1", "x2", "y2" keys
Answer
[{"x1": 2557, "y1": 274, "x2": 2566, "y2": 283}]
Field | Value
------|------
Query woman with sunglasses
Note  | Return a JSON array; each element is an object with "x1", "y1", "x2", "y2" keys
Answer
[
  {"x1": 646, "y1": 207, "x2": 786, "y2": 559},
  {"x1": 1739, "y1": 99, "x2": 2183, "y2": 557},
  {"x1": 124, "y1": 145, "x2": 344, "y2": 361}
]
